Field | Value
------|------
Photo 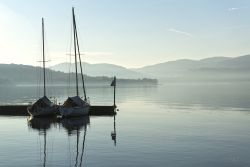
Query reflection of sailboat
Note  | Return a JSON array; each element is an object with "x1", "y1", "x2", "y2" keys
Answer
[
  {"x1": 27, "y1": 18, "x2": 58, "y2": 117},
  {"x1": 61, "y1": 116, "x2": 90, "y2": 135},
  {"x1": 61, "y1": 117, "x2": 89, "y2": 166},
  {"x1": 28, "y1": 117, "x2": 57, "y2": 167},
  {"x1": 28, "y1": 116, "x2": 57, "y2": 131},
  {"x1": 59, "y1": 7, "x2": 90, "y2": 117},
  {"x1": 111, "y1": 115, "x2": 117, "y2": 146}
]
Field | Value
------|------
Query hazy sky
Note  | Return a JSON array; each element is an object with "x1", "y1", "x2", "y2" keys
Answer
[{"x1": 0, "y1": 0, "x2": 250, "y2": 68}]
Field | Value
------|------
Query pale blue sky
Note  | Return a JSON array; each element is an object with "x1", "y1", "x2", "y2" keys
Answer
[{"x1": 0, "y1": 0, "x2": 250, "y2": 68}]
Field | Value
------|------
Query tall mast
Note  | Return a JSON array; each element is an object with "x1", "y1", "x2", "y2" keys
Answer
[
  {"x1": 72, "y1": 7, "x2": 79, "y2": 96},
  {"x1": 72, "y1": 9, "x2": 87, "y2": 101},
  {"x1": 42, "y1": 18, "x2": 46, "y2": 97}
]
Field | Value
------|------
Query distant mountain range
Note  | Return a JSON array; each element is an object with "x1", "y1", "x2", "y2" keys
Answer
[
  {"x1": 134, "y1": 55, "x2": 250, "y2": 78},
  {"x1": 1, "y1": 54, "x2": 250, "y2": 85},
  {"x1": 51, "y1": 55, "x2": 250, "y2": 82},
  {"x1": 50, "y1": 62, "x2": 145, "y2": 79},
  {"x1": 0, "y1": 64, "x2": 157, "y2": 85}
]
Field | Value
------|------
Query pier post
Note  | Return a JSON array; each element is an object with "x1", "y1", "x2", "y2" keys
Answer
[
  {"x1": 111, "y1": 76, "x2": 116, "y2": 107},
  {"x1": 114, "y1": 77, "x2": 116, "y2": 107}
]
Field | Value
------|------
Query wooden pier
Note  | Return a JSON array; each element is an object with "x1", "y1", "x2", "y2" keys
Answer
[
  {"x1": 0, "y1": 105, "x2": 116, "y2": 116},
  {"x1": 0, "y1": 76, "x2": 118, "y2": 117}
]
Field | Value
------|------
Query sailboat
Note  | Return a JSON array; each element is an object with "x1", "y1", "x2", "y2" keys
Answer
[
  {"x1": 27, "y1": 18, "x2": 58, "y2": 117},
  {"x1": 59, "y1": 7, "x2": 90, "y2": 117}
]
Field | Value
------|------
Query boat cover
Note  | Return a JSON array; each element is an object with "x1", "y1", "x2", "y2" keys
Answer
[
  {"x1": 63, "y1": 96, "x2": 88, "y2": 107},
  {"x1": 31, "y1": 96, "x2": 53, "y2": 110}
]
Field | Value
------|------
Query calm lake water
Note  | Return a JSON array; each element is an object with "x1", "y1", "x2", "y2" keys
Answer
[{"x1": 1, "y1": 82, "x2": 250, "y2": 167}]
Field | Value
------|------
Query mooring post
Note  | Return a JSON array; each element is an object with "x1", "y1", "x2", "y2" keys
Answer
[
  {"x1": 111, "y1": 76, "x2": 116, "y2": 107},
  {"x1": 113, "y1": 76, "x2": 116, "y2": 107}
]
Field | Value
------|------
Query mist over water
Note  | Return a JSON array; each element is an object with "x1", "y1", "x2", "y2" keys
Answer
[{"x1": 0, "y1": 82, "x2": 250, "y2": 166}]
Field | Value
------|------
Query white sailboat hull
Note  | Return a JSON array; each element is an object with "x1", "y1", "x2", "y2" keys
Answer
[
  {"x1": 59, "y1": 105, "x2": 90, "y2": 117},
  {"x1": 27, "y1": 106, "x2": 58, "y2": 117}
]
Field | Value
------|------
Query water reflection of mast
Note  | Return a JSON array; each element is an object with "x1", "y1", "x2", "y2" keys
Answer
[
  {"x1": 79, "y1": 126, "x2": 87, "y2": 167},
  {"x1": 28, "y1": 117, "x2": 56, "y2": 167},
  {"x1": 111, "y1": 115, "x2": 117, "y2": 146},
  {"x1": 75, "y1": 128, "x2": 79, "y2": 167},
  {"x1": 61, "y1": 117, "x2": 89, "y2": 166},
  {"x1": 43, "y1": 130, "x2": 47, "y2": 167},
  {"x1": 74, "y1": 126, "x2": 87, "y2": 167}
]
